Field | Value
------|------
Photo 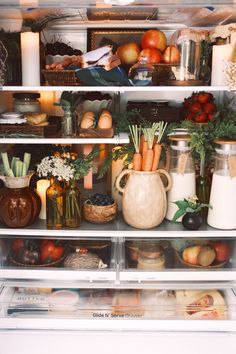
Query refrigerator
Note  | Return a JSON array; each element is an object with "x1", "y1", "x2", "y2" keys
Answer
[{"x1": 0, "y1": 1, "x2": 236, "y2": 353}]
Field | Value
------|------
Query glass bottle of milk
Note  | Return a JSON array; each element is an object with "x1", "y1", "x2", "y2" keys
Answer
[
  {"x1": 166, "y1": 135, "x2": 196, "y2": 221},
  {"x1": 207, "y1": 140, "x2": 236, "y2": 229}
]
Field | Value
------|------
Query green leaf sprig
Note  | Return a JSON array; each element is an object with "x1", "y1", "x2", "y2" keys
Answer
[
  {"x1": 172, "y1": 196, "x2": 212, "y2": 223},
  {"x1": 72, "y1": 146, "x2": 99, "y2": 180}
]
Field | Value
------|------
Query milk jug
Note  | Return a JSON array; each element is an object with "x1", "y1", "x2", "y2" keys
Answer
[
  {"x1": 207, "y1": 139, "x2": 236, "y2": 229},
  {"x1": 166, "y1": 135, "x2": 196, "y2": 221}
]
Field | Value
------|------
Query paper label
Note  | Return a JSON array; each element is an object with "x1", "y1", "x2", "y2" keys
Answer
[
  {"x1": 229, "y1": 156, "x2": 236, "y2": 178},
  {"x1": 177, "y1": 153, "x2": 189, "y2": 175}
]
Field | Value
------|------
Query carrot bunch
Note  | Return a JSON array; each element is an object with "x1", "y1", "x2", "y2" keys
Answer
[{"x1": 129, "y1": 122, "x2": 168, "y2": 172}]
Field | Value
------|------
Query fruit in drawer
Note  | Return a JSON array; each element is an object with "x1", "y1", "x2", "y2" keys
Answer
[
  {"x1": 141, "y1": 29, "x2": 167, "y2": 52},
  {"x1": 182, "y1": 245, "x2": 202, "y2": 265},
  {"x1": 116, "y1": 42, "x2": 140, "y2": 65},
  {"x1": 210, "y1": 242, "x2": 230, "y2": 263},
  {"x1": 40, "y1": 240, "x2": 65, "y2": 263},
  {"x1": 197, "y1": 246, "x2": 216, "y2": 267}
]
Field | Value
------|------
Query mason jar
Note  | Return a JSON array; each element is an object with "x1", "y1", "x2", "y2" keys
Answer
[
  {"x1": 13, "y1": 92, "x2": 41, "y2": 113},
  {"x1": 207, "y1": 139, "x2": 236, "y2": 229},
  {"x1": 166, "y1": 135, "x2": 196, "y2": 221}
]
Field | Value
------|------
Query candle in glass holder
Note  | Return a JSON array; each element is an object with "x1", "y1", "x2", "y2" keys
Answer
[
  {"x1": 21, "y1": 32, "x2": 40, "y2": 86},
  {"x1": 37, "y1": 179, "x2": 50, "y2": 219}
]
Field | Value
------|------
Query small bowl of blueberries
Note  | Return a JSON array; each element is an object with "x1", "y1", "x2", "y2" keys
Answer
[{"x1": 83, "y1": 193, "x2": 117, "y2": 224}]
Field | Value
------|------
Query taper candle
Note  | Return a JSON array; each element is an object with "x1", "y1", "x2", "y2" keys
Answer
[
  {"x1": 37, "y1": 179, "x2": 50, "y2": 219},
  {"x1": 111, "y1": 152, "x2": 127, "y2": 211},
  {"x1": 21, "y1": 32, "x2": 40, "y2": 86}
]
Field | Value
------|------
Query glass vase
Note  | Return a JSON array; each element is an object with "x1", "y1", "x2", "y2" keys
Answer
[
  {"x1": 64, "y1": 179, "x2": 81, "y2": 229},
  {"x1": 62, "y1": 107, "x2": 74, "y2": 138},
  {"x1": 46, "y1": 177, "x2": 65, "y2": 229},
  {"x1": 196, "y1": 158, "x2": 211, "y2": 217}
]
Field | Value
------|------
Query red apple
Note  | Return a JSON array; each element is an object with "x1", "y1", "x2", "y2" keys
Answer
[
  {"x1": 116, "y1": 42, "x2": 140, "y2": 65},
  {"x1": 163, "y1": 45, "x2": 181, "y2": 64},
  {"x1": 138, "y1": 48, "x2": 162, "y2": 64},
  {"x1": 141, "y1": 29, "x2": 167, "y2": 52},
  {"x1": 210, "y1": 242, "x2": 230, "y2": 263}
]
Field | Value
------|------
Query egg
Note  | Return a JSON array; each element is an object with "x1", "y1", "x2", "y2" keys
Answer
[
  {"x1": 97, "y1": 111, "x2": 113, "y2": 129},
  {"x1": 80, "y1": 111, "x2": 95, "y2": 129},
  {"x1": 80, "y1": 117, "x2": 94, "y2": 129}
]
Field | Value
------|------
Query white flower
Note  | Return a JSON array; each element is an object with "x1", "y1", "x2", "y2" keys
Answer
[{"x1": 37, "y1": 156, "x2": 75, "y2": 181}]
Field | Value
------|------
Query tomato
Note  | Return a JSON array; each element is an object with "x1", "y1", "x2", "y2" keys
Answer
[
  {"x1": 183, "y1": 97, "x2": 191, "y2": 108},
  {"x1": 12, "y1": 239, "x2": 24, "y2": 253},
  {"x1": 185, "y1": 112, "x2": 195, "y2": 121},
  {"x1": 141, "y1": 29, "x2": 167, "y2": 52},
  {"x1": 138, "y1": 48, "x2": 162, "y2": 64},
  {"x1": 210, "y1": 242, "x2": 230, "y2": 263},
  {"x1": 197, "y1": 93, "x2": 212, "y2": 104},
  {"x1": 195, "y1": 112, "x2": 207, "y2": 123},
  {"x1": 189, "y1": 102, "x2": 202, "y2": 114},
  {"x1": 203, "y1": 102, "x2": 216, "y2": 114},
  {"x1": 207, "y1": 112, "x2": 215, "y2": 121},
  {"x1": 40, "y1": 240, "x2": 64, "y2": 263}
]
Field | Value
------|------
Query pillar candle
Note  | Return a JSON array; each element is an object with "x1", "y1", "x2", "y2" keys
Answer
[
  {"x1": 21, "y1": 32, "x2": 40, "y2": 86},
  {"x1": 40, "y1": 91, "x2": 55, "y2": 115},
  {"x1": 111, "y1": 154, "x2": 126, "y2": 211},
  {"x1": 83, "y1": 144, "x2": 93, "y2": 190},
  {"x1": 37, "y1": 179, "x2": 50, "y2": 219},
  {"x1": 211, "y1": 44, "x2": 232, "y2": 86}
]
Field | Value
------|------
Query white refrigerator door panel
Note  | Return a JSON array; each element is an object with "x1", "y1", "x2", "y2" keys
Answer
[{"x1": 0, "y1": 331, "x2": 236, "y2": 354}]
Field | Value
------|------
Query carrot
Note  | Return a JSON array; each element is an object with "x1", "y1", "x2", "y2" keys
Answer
[
  {"x1": 129, "y1": 125, "x2": 142, "y2": 171},
  {"x1": 152, "y1": 143, "x2": 162, "y2": 171},
  {"x1": 140, "y1": 134, "x2": 145, "y2": 155},
  {"x1": 142, "y1": 139, "x2": 148, "y2": 157},
  {"x1": 133, "y1": 152, "x2": 142, "y2": 171},
  {"x1": 142, "y1": 149, "x2": 154, "y2": 171}
]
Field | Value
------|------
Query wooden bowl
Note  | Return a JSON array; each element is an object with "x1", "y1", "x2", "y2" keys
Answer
[
  {"x1": 83, "y1": 202, "x2": 117, "y2": 224},
  {"x1": 9, "y1": 254, "x2": 66, "y2": 268},
  {"x1": 175, "y1": 250, "x2": 228, "y2": 269}
]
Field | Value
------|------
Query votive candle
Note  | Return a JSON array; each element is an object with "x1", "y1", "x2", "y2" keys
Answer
[{"x1": 37, "y1": 179, "x2": 50, "y2": 219}]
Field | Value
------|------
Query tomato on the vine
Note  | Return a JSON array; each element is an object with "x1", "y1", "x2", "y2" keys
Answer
[
  {"x1": 40, "y1": 240, "x2": 64, "y2": 263},
  {"x1": 203, "y1": 102, "x2": 216, "y2": 114},
  {"x1": 195, "y1": 112, "x2": 207, "y2": 123},
  {"x1": 197, "y1": 92, "x2": 211, "y2": 104},
  {"x1": 189, "y1": 102, "x2": 202, "y2": 114}
]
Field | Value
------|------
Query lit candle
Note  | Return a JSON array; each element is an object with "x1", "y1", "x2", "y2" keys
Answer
[
  {"x1": 40, "y1": 91, "x2": 55, "y2": 115},
  {"x1": 83, "y1": 144, "x2": 93, "y2": 190},
  {"x1": 37, "y1": 179, "x2": 50, "y2": 219},
  {"x1": 21, "y1": 32, "x2": 40, "y2": 86},
  {"x1": 111, "y1": 149, "x2": 127, "y2": 211}
]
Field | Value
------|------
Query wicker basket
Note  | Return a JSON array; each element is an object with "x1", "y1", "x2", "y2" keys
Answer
[
  {"x1": 42, "y1": 70, "x2": 80, "y2": 86},
  {"x1": 83, "y1": 202, "x2": 117, "y2": 224}
]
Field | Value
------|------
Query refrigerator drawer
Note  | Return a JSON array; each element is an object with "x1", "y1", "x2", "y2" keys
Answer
[{"x1": 0, "y1": 283, "x2": 236, "y2": 332}]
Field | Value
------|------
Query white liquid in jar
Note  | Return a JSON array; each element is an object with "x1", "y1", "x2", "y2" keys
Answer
[
  {"x1": 207, "y1": 172, "x2": 236, "y2": 229},
  {"x1": 166, "y1": 171, "x2": 196, "y2": 221}
]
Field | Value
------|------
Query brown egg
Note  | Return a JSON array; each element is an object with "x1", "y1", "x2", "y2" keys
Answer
[
  {"x1": 82, "y1": 111, "x2": 95, "y2": 120},
  {"x1": 80, "y1": 117, "x2": 95, "y2": 129},
  {"x1": 97, "y1": 111, "x2": 113, "y2": 129}
]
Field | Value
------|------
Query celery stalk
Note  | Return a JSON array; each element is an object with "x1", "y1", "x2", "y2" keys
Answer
[
  {"x1": 6, "y1": 169, "x2": 14, "y2": 177},
  {"x1": 1, "y1": 152, "x2": 11, "y2": 175},
  {"x1": 21, "y1": 162, "x2": 27, "y2": 177},
  {"x1": 23, "y1": 153, "x2": 31, "y2": 174},
  {"x1": 15, "y1": 160, "x2": 23, "y2": 177}
]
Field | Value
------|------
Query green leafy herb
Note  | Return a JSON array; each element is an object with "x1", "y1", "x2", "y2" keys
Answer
[
  {"x1": 72, "y1": 146, "x2": 99, "y2": 180},
  {"x1": 172, "y1": 196, "x2": 212, "y2": 223}
]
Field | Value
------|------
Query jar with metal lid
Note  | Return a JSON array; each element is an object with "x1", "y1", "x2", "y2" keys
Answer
[
  {"x1": 166, "y1": 135, "x2": 196, "y2": 221},
  {"x1": 207, "y1": 139, "x2": 236, "y2": 229},
  {"x1": 13, "y1": 92, "x2": 41, "y2": 113}
]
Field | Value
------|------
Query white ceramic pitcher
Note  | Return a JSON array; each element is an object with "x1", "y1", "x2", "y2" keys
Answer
[{"x1": 116, "y1": 169, "x2": 171, "y2": 229}]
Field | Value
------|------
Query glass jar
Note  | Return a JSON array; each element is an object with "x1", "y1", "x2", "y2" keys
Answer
[
  {"x1": 207, "y1": 140, "x2": 236, "y2": 229},
  {"x1": 64, "y1": 179, "x2": 81, "y2": 229},
  {"x1": 166, "y1": 135, "x2": 196, "y2": 221},
  {"x1": 13, "y1": 92, "x2": 41, "y2": 113},
  {"x1": 128, "y1": 57, "x2": 155, "y2": 85},
  {"x1": 137, "y1": 242, "x2": 165, "y2": 270},
  {"x1": 46, "y1": 177, "x2": 65, "y2": 229}
]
